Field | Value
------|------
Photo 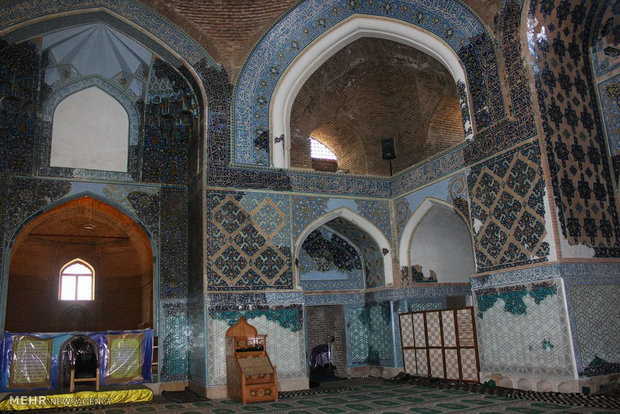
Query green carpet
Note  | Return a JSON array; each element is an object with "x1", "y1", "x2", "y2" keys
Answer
[{"x1": 32, "y1": 378, "x2": 620, "y2": 413}]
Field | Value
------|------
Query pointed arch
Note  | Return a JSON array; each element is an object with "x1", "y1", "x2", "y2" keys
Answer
[
  {"x1": 0, "y1": 0, "x2": 212, "y2": 153},
  {"x1": 59, "y1": 258, "x2": 95, "y2": 301},
  {"x1": 270, "y1": 15, "x2": 471, "y2": 169},
  {"x1": 3, "y1": 193, "x2": 157, "y2": 332},
  {"x1": 398, "y1": 197, "x2": 474, "y2": 282},
  {"x1": 294, "y1": 207, "x2": 393, "y2": 288},
  {"x1": 233, "y1": 0, "x2": 502, "y2": 167}
]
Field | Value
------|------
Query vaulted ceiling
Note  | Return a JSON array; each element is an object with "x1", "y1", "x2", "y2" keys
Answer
[
  {"x1": 290, "y1": 37, "x2": 463, "y2": 176},
  {"x1": 141, "y1": 0, "x2": 501, "y2": 82}
]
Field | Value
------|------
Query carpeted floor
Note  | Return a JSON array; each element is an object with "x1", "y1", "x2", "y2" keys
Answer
[{"x1": 12, "y1": 378, "x2": 620, "y2": 413}]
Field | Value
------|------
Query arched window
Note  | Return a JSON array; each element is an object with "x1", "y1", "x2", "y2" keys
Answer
[
  {"x1": 59, "y1": 259, "x2": 95, "y2": 301},
  {"x1": 310, "y1": 137, "x2": 337, "y2": 160}
]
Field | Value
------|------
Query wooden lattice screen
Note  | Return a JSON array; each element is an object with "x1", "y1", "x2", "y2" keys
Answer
[{"x1": 399, "y1": 307, "x2": 479, "y2": 382}]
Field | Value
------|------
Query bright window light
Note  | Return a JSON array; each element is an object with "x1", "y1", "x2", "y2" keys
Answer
[
  {"x1": 59, "y1": 260, "x2": 94, "y2": 301},
  {"x1": 309, "y1": 137, "x2": 337, "y2": 160}
]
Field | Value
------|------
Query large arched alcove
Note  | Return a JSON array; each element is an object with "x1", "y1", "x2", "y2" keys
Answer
[
  {"x1": 5, "y1": 196, "x2": 153, "y2": 332},
  {"x1": 289, "y1": 36, "x2": 464, "y2": 176},
  {"x1": 399, "y1": 198, "x2": 474, "y2": 283},
  {"x1": 268, "y1": 16, "x2": 473, "y2": 171}
]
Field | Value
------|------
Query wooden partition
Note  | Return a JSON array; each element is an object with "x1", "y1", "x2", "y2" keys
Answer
[{"x1": 399, "y1": 307, "x2": 479, "y2": 382}]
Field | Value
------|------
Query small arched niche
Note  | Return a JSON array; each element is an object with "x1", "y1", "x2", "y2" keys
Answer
[
  {"x1": 51, "y1": 86, "x2": 129, "y2": 172},
  {"x1": 298, "y1": 226, "x2": 365, "y2": 290},
  {"x1": 295, "y1": 207, "x2": 393, "y2": 289},
  {"x1": 6, "y1": 196, "x2": 153, "y2": 332},
  {"x1": 400, "y1": 199, "x2": 474, "y2": 283}
]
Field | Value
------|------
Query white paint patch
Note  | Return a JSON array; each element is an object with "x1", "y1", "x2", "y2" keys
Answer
[
  {"x1": 541, "y1": 187, "x2": 557, "y2": 261},
  {"x1": 473, "y1": 218, "x2": 483, "y2": 234},
  {"x1": 555, "y1": 206, "x2": 596, "y2": 258},
  {"x1": 51, "y1": 86, "x2": 128, "y2": 172}
]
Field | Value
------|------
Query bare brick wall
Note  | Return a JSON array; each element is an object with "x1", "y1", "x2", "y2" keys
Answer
[
  {"x1": 306, "y1": 305, "x2": 347, "y2": 377},
  {"x1": 425, "y1": 97, "x2": 464, "y2": 157},
  {"x1": 290, "y1": 37, "x2": 463, "y2": 176},
  {"x1": 150, "y1": 0, "x2": 299, "y2": 81},
  {"x1": 141, "y1": 0, "x2": 500, "y2": 82}
]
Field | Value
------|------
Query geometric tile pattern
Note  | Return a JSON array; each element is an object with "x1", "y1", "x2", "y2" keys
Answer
[
  {"x1": 161, "y1": 301, "x2": 189, "y2": 382},
  {"x1": 346, "y1": 302, "x2": 394, "y2": 367},
  {"x1": 0, "y1": 40, "x2": 37, "y2": 175},
  {"x1": 468, "y1": 141, "x2": 549, "y2": 272},
  {"x1": 474, "y1": 279, "x2": 574, "y2": 377},
  {"x1": 232, "y1": 0, "x2": 502, "y2": 167},
  {"x1": 529, "y1": 0, "x2": 620, "y2": 257},
  {"x1": 207, "y1": 190, "x2": 292, "y2": 291},
  {"x1": 569, "y1": 284, "x2": 620, "y2": 376}
]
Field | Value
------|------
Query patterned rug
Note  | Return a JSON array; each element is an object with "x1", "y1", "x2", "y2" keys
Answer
[
  {"x1": 390, "y1": 374, "x2": 620, "y2": 410},
  {"x1": 278, "y1": 384, "x2": 356, "y2": 398},
  {"x1": 8, "y1": 378, "x2": 620, "y2": 413}
]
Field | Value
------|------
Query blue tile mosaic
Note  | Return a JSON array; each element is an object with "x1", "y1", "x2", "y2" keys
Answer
[
  {"x1": 160, "y1": 300, "x2": 189, "y2": 382},
  {"x1": 529, "y1": 0, "x2": 620, "y2": 257},
  {"x1": 390, "y1": 146, "x2": 466, "y2": 198},
  {"x1": 463, "y1": 0, "x2": 538, "y2": 165},
  {"x1": 160, "y1": 188, "x2": 188, "y2": 299},
  {"x1": 206, "y1": 190, "x2": 293, "y2": 291},
  {"x1": 143, "y1": 58, "x2": 199, "y2": 185},
  {"x1": 596, "y1": 75, "x2": 620, "y2": 181},
  {"x1": 232, "y1": 0, "x2": 502, "y2": 168},
  {"x1": 0, "y1": 40, "x2": 38, "y2": 175},
  {"x1": 291, "y1": 195, "x2": 391, "y2": 243},
  {"x1": 393, "y1": 173, "x2": 467, "y2": 238},
  {"x1": 590, "y1": 2, "x2": 620, "y2": 79},
  {"x1": 468, "y1": 141, "x2": 549, "y2": 272},
  {"x1": 0, "y1": 0, "x2": 214, "y2": 67},
  {"x1": 345, "y1": 302, "x2": 394, "y2": 367}
]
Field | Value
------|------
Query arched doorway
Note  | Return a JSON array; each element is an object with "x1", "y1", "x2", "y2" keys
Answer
[
  {"x1": 295, "y1": 208, "x2": 393, "y2": 382},
  {"x1": 5, "y1": 196, "x2": 153, "y2": 333}
]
